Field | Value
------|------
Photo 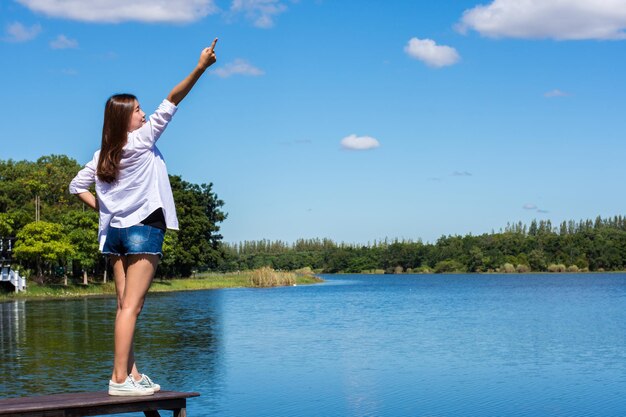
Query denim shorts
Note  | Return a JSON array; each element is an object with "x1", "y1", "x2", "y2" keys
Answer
[{"x1": 102, "y1": 224, "x2": 165, "y2": 258}]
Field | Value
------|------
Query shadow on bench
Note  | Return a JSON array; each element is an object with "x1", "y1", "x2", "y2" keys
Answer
[{"x1": 0, "y1": 390, "x2": 199, "y2": 417}]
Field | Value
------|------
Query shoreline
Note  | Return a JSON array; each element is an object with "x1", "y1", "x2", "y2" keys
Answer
[
  {"x1": 3, "y1": 270, "x2": 624, "y2": 302},
  {"x1": 339, "y1": 270, "x2": 626, "y2": 275},
  {"x1": 0, "y1": 272, "x2": 324, "y2": 302}
]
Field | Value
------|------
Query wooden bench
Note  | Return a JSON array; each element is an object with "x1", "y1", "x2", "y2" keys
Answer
[{"x1": 0, "y1": 390, "x2": 199, "y2": 417}]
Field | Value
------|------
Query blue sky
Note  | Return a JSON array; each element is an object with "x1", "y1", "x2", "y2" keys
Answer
[{"x1": 1, "y1": 0, "x2": 626, "y2": 244}]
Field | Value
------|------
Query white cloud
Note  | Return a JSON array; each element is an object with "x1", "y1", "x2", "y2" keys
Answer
[
  {"x1": 523, "y1": 203, "x2": 549, "y2": 213},
  {"x1": 50, "y1": 34, "x2": 78, "y2": 49},
  {"x1": 544, "y1": 89, "x2": 570, "y2": 98},
  {"x1": 229, "y1": 0, "x2": 288, "y2": 28},
  {"x1": 457, "y1": 0, "x2": 626, "y2": 40},
  {"x1": 15, "y1": 0, "x2": 218, "y2": 23},
  {"x1": 453, "y1": 171, "x2": 472, "y2": 177},
  {"x1": 213, "y1": 59, "x2": 264, "y2": 78},
  {"x1": 404, "y1": 37, "x2": 460, "y2": 68},
  {"x1": 340, "y1": 134, "x2": 380, "y2": 151},
  {"x1": 17, "y1": 0, "x2": 293, "y2": 28},
  {"x1": 3, "y1": 22, "x2": 41, "y2": 42}
]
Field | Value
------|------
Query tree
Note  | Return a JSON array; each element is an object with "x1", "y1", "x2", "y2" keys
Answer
[
  {"x1": 528, "y1": 249, "x2": 547, "y2": 272},
  {"x1": 163, "y1": 176, "x2": 227, "y2": 277},
  {"x1": 467, "y1": 246, "x2": 485, "y2": 272},
  {"x1": 0, "y1": 213, "x2": 14, "y2": 236},
  {"x1": 14, "y1": 221, "x2": 74, "y2": 281},
  {"x1": 434, "y1": 259, "x2": 466, "y2": 273},
  {"x1": 63, "y1": 210, "x2": 99, "y2": 284}
]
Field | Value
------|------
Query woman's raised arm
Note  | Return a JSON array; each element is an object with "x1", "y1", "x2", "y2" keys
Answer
[{"x1": 167, "y1": 38, "x2": 218, "y2": 106}]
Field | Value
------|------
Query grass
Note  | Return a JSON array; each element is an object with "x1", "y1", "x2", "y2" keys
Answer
[
  {"x1": 0, "y1": 282, "x2": 116, "y2": 299},
  {"x1": 0, "y1": 269, "x2": 324, "y2": 301}
]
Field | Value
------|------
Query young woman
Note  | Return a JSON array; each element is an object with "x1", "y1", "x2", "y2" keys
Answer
[{"x1": 69, "y1": 38, "x2": 218, "y2": 396}]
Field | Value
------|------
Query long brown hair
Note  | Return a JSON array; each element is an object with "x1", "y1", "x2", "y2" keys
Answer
[{"x1": 97, "y1": 94, "x2": 137, "y2": 183}]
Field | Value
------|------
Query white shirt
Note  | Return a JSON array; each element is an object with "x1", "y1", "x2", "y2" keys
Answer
[{"x1": 69, "y1": 99, "x2": 180, "y2": 251}]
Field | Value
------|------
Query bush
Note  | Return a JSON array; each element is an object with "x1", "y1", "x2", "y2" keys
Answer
[
  {"x1": 502, "y1": 263, "x2": 515, "y2": 273},
  {"x1": 547, "y1": 264, "x2": 567, "y2": 273},
  {"x1": 249, "y1": 267, "x2": 296, "y2": 287},
  {"x1": 567, "y1": 265, "x2": 579, "y2": 273},
  {"x1": 393, "y1": 265, "x2": 404, "y2": 274},
  {"x1": 434, "y1": 260, "x2": 466, "y2": 273},
  {"x1": 361, "y1": 269, "x2": 385, "y2": 274},
  {"x1": 516, "y1": 264, "x2": 531, "y2": 273}
]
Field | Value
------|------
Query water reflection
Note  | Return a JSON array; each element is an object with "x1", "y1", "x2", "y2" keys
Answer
[
  {"x1": 136, "y1": 290, "x2": 225, "y2": 403},
  {"x1": 0, "y1": 300, "x2": 26, "y2": 352},
  {"x1": 0, "y1": 290, "x2": 224, "y2": 412},
  {"x1": 0, "y1": 300, "x2": 27, "y2": 394}
]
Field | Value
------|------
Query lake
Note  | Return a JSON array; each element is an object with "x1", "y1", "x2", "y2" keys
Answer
[{"x1": 1, "y1": 273, "x2": 626, "y2": 416}]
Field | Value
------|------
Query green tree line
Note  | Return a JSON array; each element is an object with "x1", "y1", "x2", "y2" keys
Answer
[
  {"x1": 219, "y1": 217, "x2": 626, "y2": 274},
  {"x1": 0, "y1": 155, "x2": 226, "y2": 282}
]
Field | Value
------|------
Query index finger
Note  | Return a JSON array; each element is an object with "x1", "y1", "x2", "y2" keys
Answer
[{"x1": 208, "y1": 38, "x2": 218, "y2": 52}]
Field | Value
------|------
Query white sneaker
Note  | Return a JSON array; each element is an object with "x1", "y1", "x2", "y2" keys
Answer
[
  {"x1": 137, "y1": 374, "x2": 161, "y2": 392},
  {"x1": 108, "y1": 375, "x2": 155, "y2": 396}
]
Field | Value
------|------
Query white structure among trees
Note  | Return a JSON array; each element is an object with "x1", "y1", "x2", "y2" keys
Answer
[{"x1": 1, "y1": 238, "x2": 26, "y2": 292}]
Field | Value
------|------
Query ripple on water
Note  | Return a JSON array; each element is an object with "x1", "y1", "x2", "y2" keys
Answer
[{"x1": 3, "y1": 273, "x2": 626, "y2": 416}]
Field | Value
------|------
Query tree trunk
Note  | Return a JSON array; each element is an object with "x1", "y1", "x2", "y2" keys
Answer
[
  {"x1": 36, "y1": 256, "x2": 42, "y2": 279},
  {"x1": 83, "y1": 270, "x2": 88, "y2": 285}
]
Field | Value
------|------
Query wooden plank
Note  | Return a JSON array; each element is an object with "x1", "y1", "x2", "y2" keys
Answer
[
  {"x1": 0, "y1": 391, "x2": 199, "y2": 415},
  {"x1": 0, "y1": 412, "x2": 66, "y2": 417},
  {"x1": 63, "y1": 399, "x2": 185, "y2": 417},
  {"x1": 0, "y1": 390, "x2": 198, "y2": 408}
]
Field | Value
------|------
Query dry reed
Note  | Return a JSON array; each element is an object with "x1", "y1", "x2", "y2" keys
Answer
[{"x1": 250, "y1": 266, "x2": 296, "y2": 287}]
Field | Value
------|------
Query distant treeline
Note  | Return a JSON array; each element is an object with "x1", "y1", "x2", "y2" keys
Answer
[{"x1": 219, "y1": 217, "x2": 626, "y2": 274}]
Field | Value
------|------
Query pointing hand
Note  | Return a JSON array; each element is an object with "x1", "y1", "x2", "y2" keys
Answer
[{"x1": 199, "y1": 38, "x2": 218, "y2": 70}]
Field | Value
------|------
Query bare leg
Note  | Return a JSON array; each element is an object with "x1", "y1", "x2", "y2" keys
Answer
[
  {"x1": 111, "y1": 256, "x2": 142, "y2": 380},
  {"x1": 110, "y1": 254, "x2": 159, "y2": 383}
]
